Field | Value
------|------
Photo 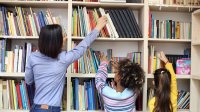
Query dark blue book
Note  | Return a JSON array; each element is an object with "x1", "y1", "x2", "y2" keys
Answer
[
  {"x1": 26, "y1": 83, "x2": 35, "y2": 107},
  {"x1": 75, "y1": 78, "x2": 79, "y2": 110},
  {"x1": 39, "y1": 11, "x2": 45, "y2": 27},
  {"x1": 1, "y1": 6, "x2": 8, "y2": 35}
]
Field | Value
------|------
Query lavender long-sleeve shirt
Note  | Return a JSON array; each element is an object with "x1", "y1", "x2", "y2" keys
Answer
[{"x1": 25, "y1": 29, "x2": 99, "y2": 106}]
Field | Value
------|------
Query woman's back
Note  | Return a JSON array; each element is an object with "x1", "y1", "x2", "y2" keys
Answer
[{"x1": 26, "y1": 51, "x2": 68, "y2": 106}]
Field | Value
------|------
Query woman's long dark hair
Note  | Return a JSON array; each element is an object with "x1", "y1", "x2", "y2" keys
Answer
[
  {"x1": 39, "y1": 24, "x2": 63, "y2": 58},
  {"x1": 153, "y1": 68, "x2": 173, "y2": 112}
]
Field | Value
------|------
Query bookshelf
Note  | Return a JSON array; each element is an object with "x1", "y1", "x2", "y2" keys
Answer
[
  {"x1": 0, "y1": 0, "x2": 199, "y2": 112},
  {"x1": 190, "y1": 9, "x2": 200, "y2": 112}
]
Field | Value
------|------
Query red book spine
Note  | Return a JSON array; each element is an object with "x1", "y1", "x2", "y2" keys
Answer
[
  {"x1": 26, "y1": 15, "x2": 32, "y2": 36},
  {"x1": 16, "y1": 83, "x2": 23, "y2": 109}
]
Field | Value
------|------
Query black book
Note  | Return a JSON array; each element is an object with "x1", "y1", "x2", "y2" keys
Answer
[
  {"x1": 110, "y1": 10, "x2": 126, "y2": 38},
  {"x1": 127, "y1": 9, "x2": 143, "y2": 38},
  {"x1": 113, "y1": 9, "x2": 129, "y2": 38},
  {"x1": 107, "y1": 10, "x2": 122, "y2": 38},
  {"x1": 118, "y1": 9, "x2": 133, "y2": 38},
  {"x1": 122, "y1": 9, "x2": 138, "y2": 38}
]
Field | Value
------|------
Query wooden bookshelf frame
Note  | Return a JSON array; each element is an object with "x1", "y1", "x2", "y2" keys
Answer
[{"x1": 0, "y1": 0, "x2": 199, "y2": 112}]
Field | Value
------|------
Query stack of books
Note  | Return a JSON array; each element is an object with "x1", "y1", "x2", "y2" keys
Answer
[{"x1": 72, "y1": 7, "x2": 142, "y2": 38}]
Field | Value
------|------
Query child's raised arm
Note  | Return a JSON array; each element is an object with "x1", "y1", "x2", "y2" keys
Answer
[
  {"x1": 64, "y1": 16, "x2": 107, "y2": 65},
  {"x1": 95, "y1": 54, "x2": 109, "y2": 94},
  {"x1": 159, "y1": 51, "x2": 178, "y2": 111}
]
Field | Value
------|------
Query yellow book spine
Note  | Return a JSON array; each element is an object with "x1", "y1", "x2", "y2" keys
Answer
[
  {"x1": 153, "y1": 56, "x2": 157, "y2": 72},
  {"x1": 12, "y1": 80, "x2": 17, "y2": 110}
]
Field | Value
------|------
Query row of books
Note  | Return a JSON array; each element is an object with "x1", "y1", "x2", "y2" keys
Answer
[
  {"x1": 149, "y1": 0, "x2": 200, "y2": 5},
  {"x1": 0, "y1": 40, "x2": 35, "y2": 72},
  {"x1": 149, "y1": 13, "x2": 191, "y2": 39},
  {"x1": 0, "y1": 79, "x2": 32, "y2": 110},
  {"x1": 71, "y1": 42, "x2": 142, "y2": 74},
  {"x1": 72, "y1": 7, "x2": 142, "y2": 38},
  {"x1": 177, "y1": 90, "x2": 190, "y2": 109},
  {"x1": 71, "y1": 78, "x2": 143, "y2": 111},
  {"x1": 148, "y1": 45, "x2": 191, "y2": 74},
  {"x1": 147, "y1": 88, "x2": 190, "y2": 109},
  {"x1": 0, "y1": 79, "x2": 67, "y2": 110},
  {"x1": 0, "y1": 6, "x2": 66, "y2": 36},
  {"x1": 71, "y1": 78, "x2": 100, "y2": 110}
]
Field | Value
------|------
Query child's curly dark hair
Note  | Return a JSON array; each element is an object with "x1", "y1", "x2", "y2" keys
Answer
[{"x1": 117, "y1": 59, "x2": 145, "y2": 93}]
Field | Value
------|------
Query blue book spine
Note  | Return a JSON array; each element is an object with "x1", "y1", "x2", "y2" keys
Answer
[
  {"x1": 38, "y1": 13, "x2": 42, "y2": 29},
  {"x1": 89, "y1": 81, "x2": 93, "y2": 110},
  {"x1": 41, "y1": 11, "x2": 47, "y2": 25},
  {"x1": 21, "y1": 81, "x2": 28, "y2": 109},
  {"x1": 75, "y1": 78, "x2": 79, "y2": 110},
  {"x1": 91, "y1": 80, "x2": 96, "y2": 110},
  {"x1": 20, "y1": 84, "x2": 25, "y2": 109},
  {"x1": 151, "y1": 15, "x2": 154, "y2": 38},
  {"x1": 90, "y1": 49, "x2": 98, "y2": 73},
  {"x1": 39, "y1": 12, "x2": 45, "y2": 27},
  {"x1": 2, "y1": 6, "x2": 8, "y2": 35},
  {"x1": 172, "y1": 21, "x2": 175, "y2": 39},
  {"x1": 86, "y1": 82, "x2": 91, "y2": 110}
]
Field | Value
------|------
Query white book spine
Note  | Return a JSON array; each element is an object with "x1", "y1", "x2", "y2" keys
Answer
[
  {"x1": 14, "y1": 47, "x2": 19, "y2": 72},
  {"x1": 18, "y1": 48, "x2": 22, "y2": 73},
  {"x1": 83, "y1": 7, "x2": 89, "y2": 35},
  {"x1": 154, "y1": 20, "x2": 157, "y2": 38},
  {"x1": 106, "y1": 13, "x2": 119, "y2": 38},
  {"x1": 26, "y1": 43, "x2": 32, "y2": 65},
  {"x1": 2, "y1": 81, "x2": 8, "y2": 109},
  {"x1": 99, "y1": 8, "x2": 113, "y2": 38}
]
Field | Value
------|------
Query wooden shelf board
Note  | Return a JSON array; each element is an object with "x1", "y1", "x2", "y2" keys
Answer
[
  {"x1": 192, "y1": 75, "x2": 200, "y2": 80},
  {"x1": 72, "y1": 1, "x2": 144, "y2": 9},
  {"x1": 147, "y1": 74, "x2": 191, "y2": 79},
  {"x1": 149, "y1": 4, "x2": 200, "y2": 12},
  {"x1": 0, "y1": 73, "x2": 115, "y2": 78},
  {"x1": 148, "y1": 38, "x2": 191, "y2": 43},
  {"x1": 72, "y1": 37, "x2": 144, "y2": 42},
  {"x1": 69, "y1": 73, "x2": 115, "y2": 78},
  {"x1": 0, "y1": 72, "x2": 25, "y2": 77},
  {"x1": 0, "y1": 1, "x2": 68, "y2": 8},
  {"x1": 192, "y1": 42, "x2": 200, "y2": 46},
  {"x1": 193, "y1": 9, "x2": 200, "y2": 15},
  {"x1": 0, "y1": 36, "x2": 39, "y2": 39}
]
